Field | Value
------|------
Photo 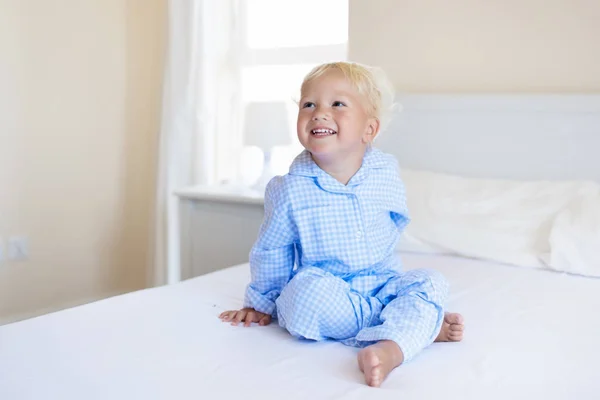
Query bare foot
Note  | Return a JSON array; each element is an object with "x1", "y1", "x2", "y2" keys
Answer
[
  {"x1": 357, "y1": 340, "x2": 404, "y2": 387},
  {"x1": 435, "y1": 312, "x2": 465, "y2": 342}
]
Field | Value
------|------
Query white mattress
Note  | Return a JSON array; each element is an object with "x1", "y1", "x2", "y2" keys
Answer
[{"x1": 1, "y1": 254, "x2": 599, "y2": 400}]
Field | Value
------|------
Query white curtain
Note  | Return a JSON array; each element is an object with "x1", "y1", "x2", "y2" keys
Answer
[{"x1": 150, "y1": 0, "x2": 240, "y2": 287}]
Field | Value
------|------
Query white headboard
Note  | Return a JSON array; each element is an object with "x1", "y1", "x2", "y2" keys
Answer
[{"x1": 377, "y1": 95, "x2": 600, "y2": 182}]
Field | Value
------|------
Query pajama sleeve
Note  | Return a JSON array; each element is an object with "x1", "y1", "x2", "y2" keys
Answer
[{"x1": 243, "y1": 177, "x2": 297, "y2": 316}]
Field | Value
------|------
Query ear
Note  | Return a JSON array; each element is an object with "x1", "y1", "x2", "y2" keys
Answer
[{"x1": 362, "y1": 117, "x2": 380, "y2": 144}]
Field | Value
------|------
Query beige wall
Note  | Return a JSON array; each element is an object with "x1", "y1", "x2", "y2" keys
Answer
[
  {"x1": 349, "y1": 0, "x2": 600, "y2": 92},
  {"x1": 0, "y1": 0, "x2": 166, "y2": 324}
]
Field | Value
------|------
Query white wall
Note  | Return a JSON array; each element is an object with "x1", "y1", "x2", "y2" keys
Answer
[
  {"x1": 349, "y1": 0, "x2": 600, "y2": 92},
  {"x1": 0, "y1": 0, "x2": 166, "y2": 324}
]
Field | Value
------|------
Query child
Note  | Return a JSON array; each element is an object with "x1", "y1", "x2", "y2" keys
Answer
[{"x1": 220, "y1": 62, "x2": 464, "y2": 387}]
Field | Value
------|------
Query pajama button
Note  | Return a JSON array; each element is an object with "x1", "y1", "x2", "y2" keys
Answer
[{"x1": 356, "y1": 230, "x2": 363, "y2": 239}]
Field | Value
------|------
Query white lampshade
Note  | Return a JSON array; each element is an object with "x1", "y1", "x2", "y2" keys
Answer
[{"x1": 243, "y1": 101, "x2": 292, "y2": 150}]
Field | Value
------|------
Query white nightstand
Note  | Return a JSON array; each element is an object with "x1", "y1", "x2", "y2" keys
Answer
[{"x1": 175, "y1": 185, "x2": 265, "y2": 279}]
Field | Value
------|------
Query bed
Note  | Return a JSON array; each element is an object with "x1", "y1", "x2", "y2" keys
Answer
[
  {"x1": 1, "y1": 253, "x2": 599, "y2": 399},
  {"x1": 1, "y1": 94, "x2": 599, "y2": 399}
]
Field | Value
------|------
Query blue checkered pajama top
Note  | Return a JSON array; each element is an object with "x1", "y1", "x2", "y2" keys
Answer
[{"x1": 243, "y1": 147, "x2": 448, "y2": 361}]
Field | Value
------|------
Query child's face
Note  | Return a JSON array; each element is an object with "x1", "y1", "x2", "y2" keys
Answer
[{"x1": 297, "y1": 70, "x2": 379, "y2": 160}]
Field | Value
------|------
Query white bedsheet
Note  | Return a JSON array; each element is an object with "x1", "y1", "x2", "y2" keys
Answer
[{"x1": 1, "y1": 254, "x2": 599, "y2": 400}]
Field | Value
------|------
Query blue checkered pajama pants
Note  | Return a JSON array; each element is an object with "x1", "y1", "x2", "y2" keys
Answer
[{"x1": 275, "y1": 267, "x2": 448, "y2": 362}]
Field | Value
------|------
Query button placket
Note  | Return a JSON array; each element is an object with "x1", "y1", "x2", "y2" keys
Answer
[{"x1": 348, "y1": 193, "x2": 364, "y2": 242}]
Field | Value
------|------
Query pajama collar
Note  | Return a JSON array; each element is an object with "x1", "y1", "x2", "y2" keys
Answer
[{"x1": 288, "y1": 147, "x2": 389, "y2": 193}]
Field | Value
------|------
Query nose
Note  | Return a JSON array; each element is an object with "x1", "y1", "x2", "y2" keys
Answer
[{"x1": 312, "y1": 105, "x2": 330, "y2": 121}]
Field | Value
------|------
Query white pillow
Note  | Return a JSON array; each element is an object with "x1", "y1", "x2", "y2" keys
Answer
[
  {"x1": 541, "y1": 191, "x2": 600, "y2": 277},
  {"x1": 396, "y1": 232, "x2": 453, "y2": 255},
  {"x1": 399, "y1": 168, "x2": 600, "y2": 271}
]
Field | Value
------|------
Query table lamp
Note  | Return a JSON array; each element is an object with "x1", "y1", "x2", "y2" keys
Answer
[{"x1": 243, "y1": 101, "x2": 292, "y2": 190}]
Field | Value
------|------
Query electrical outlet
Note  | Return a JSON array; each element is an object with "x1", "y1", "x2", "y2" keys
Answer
[{"x1": 8, "y1": 236, "x2": 28, "y2": 261}]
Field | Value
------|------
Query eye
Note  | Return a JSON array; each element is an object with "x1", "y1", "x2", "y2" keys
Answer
[
  {"x1": 302, "y1": 102, "x2": 315, "y2": 108},
  {"x1": 332, "y1": 101, "x2": 346, "y2": 107}
]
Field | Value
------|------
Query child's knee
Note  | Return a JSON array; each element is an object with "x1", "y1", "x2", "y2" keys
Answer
[
  {"x1": 278, "y1": 268, "x2": 339, "y2": 314},
  {"x1": 403, "y1": 269, "x2": 449, "y2": 304},
  {"x1": 276, "y1": 268, "x2": 359, "y2": 340}
]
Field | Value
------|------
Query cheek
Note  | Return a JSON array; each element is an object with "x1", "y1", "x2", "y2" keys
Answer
[
  {"x1": 341, "y1": 111, "x2": 367, "y2": 127},
  {"x1": 297, "y1": 112, "x2": 309, "y2": 128},
  {"x1": 296, "y1": 116, "x2": 306, "y2": 137},
  {"x1": 334, "y1": 112, "x2": 355, "y2": 129}
]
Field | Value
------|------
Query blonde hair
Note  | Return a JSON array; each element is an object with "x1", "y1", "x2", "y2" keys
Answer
[{"x1": 301, "y1": 61, "x2": 397, "y2": 135}]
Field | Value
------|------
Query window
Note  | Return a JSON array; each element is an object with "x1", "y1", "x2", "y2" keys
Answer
[{"x1": 219, "y1": 0, "x2": 348, "y2": 186}]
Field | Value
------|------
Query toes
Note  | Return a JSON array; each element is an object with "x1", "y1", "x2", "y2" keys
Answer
[
  {"x1": 445, "y1": 312, "x2": 464, "y2": 325},
  {"x1": 362, "y1": 349, "x2": 378, "y2": 367},
  {"x1": 358, "y1": 349, "x2": 384, "y2": 387},
  {"x1": 367, "y1": 365, "x2": 382, "y2": 387},
  {"x1": 357, "y1": 350, "x2": 373, "y2": 373}
]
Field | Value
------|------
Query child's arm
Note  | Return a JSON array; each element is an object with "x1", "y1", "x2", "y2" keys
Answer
[
  {"x1": 220, "y1": 177, "x2": 296, "y2": 325},
  {"x1": 388, "y1": 157, "x2": 411, "y2": 232}
]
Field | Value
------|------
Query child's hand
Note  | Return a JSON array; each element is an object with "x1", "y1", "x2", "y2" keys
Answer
[{"x1": 219, "y1": 308, "x2": 272, "y2": 327}]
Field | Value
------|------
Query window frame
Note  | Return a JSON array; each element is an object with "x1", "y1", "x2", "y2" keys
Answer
[{"x1": 215, "y1": 0, "x2": 348, "y2": 185}]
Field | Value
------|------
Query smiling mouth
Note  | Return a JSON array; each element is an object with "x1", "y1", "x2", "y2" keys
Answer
[{"x1": 311, "y1": 128, "x2": 337, "y2": 136}]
